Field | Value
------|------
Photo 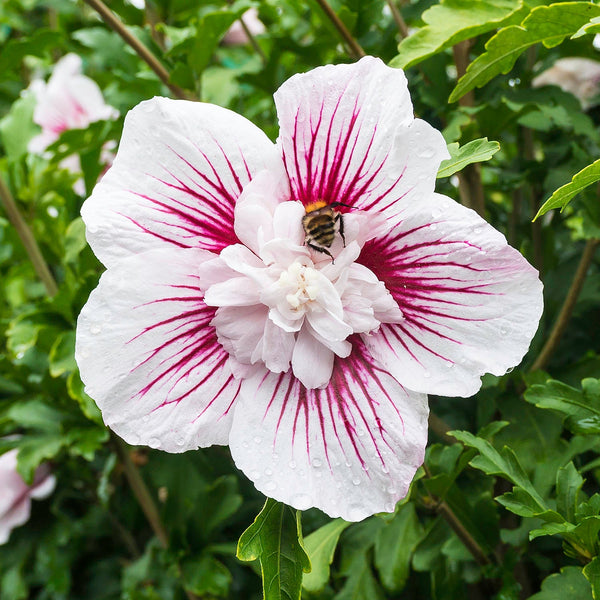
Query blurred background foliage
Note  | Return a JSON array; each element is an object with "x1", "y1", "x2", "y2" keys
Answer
[{"x1": 1, "y1": 0, "x2": 600, "y2": 599}]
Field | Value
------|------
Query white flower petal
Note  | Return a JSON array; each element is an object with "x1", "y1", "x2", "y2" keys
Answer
[
  {"x1": 82, "y1": 97, "x2": 282, "y2": 267},
  {"x1": 204, "y1": 277, "x2": 262, "y2": 307},
  {"x1": 76, "y1": 248, "x2": 240, "y2": 452},
  {"x1": 274, "y1": 56, "x2": 448, "y2": 216},
  {"x1": 234, "y1": 168, "x2": 291, "y2": 253},
  {"x1": 291, "y1": 326, "x2": 335, "y2": 388},
  {"x1": 230, "y1": 340, "x2": 428, "y2": 520},
  {"x1": 360, "y1": 193, "x2": 544, "y2": 397}
]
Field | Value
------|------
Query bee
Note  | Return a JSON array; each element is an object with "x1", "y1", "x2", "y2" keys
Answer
[{"x1": 302, "y1": 201, "x2": 351, "y2": 260}]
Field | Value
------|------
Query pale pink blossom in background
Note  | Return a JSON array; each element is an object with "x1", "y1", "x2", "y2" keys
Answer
[
  {"x1": 532, "y1": 57, "x2": 600, "y2": 109},
  {"x1": 222, "y1": 8, "x2": 265, "y2": 45},
  {"x1": 0, "y1": 449, "x2": 56, "y2": 545},
  {"x1": 76, "y1": 57, "x2": 543, "y2": 521},
  {"x1": 28, "y1": 53, "x2": 118, "y2": 194}
]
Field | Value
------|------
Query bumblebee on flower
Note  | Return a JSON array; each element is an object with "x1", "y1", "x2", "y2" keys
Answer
[{"x1": 76, "y1": 57, "x2": 543, "y2": 521}]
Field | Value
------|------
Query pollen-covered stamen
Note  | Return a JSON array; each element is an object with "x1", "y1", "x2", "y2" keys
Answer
[{"x1": 280, "y1": 262, "x2": 321, "y2": 310}]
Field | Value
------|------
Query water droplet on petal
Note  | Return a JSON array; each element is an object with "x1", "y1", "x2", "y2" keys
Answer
[
  {"x1": 242, "y1": 441, "x2": 249, "y2": 449},
  {"x1": 253, "y1": 436, "x2": 262, "y2": 444},
  {"x1": 312, "y1": 458, "x2": 322, "y2": 468},
  {"x1": 250, "y1": 470, "x2": 261, "y2": 480},
  {"x1": 265, "y1": 468, "x2": 273, "y2": 476},
  {"x1": 352, "y1": 477, "x2": 361, "y2": 486},
  {"x1": 423, "y1": 370, "x2": 431, "y2": 379},
  {"x1": 90, "y1": 324, "x2": 102, "y2": 334},
  {"x1": 431, "y1": 208, "x2": 443, "y2": 219},
  {"x1": 381, "y1": 464, "x2": 389, "y2": 474},
  {"x1": 384, "y1": 502, "x2": 396, "y2": 513},
  {"x1": 264, "y1": 481, "x2": 276, "y2": 492},
  {"x1": 289, "y1": 460, "x2": 297, "y2": 469},
  {"x1": 148, "y1": 437, "x2": 161, "y2": 448},
  {"x1": 142, "y1": 415, "x2": 150, "y2": 423}
]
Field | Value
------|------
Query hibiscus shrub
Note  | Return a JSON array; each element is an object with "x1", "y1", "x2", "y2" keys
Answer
[{"x1": 1, "y1": 1, "x2": 600, "y2": 599}]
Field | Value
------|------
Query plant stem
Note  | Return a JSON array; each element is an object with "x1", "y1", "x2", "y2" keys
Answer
[
  {"x1": 239, "y1": 14, "x2": 267, "y2": 64},
  {"x1": 0, "y1": 175, "x2": 59, "y2": 297},
  {"x1": 423, "y1": 465, "x2": 491, "y2": 566},
  {"x1": 429, "y1": 412, "x2": 453, "y2": 443},
  {"x1": 385, "y1": 0, "x2": 409, "y2": 38},
  {"x1": 112, "y1": 436, "x2": 169, "y2": 549},
  {"x1": 313, "y1": 0, "x2": 366, "y2": 59},
  {"x1": 112, "y1": 436, "x2": 200, "y2": 600},
  {"x1": 530, "y1": 239, "x2": 599, "y2": 372},
  {"x1": 82, "y1": 0, "x2": 189, "y2": 100},
  {"x1": 452, "y1": 41, "x2": 485, "y2": 217}
]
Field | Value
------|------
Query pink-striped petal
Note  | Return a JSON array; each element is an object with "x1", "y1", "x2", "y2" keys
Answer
[
  {"x1": 82, "y1": 97, "x2": 282, "y2": 268},
  {"x1": 274, "y1": 56, "x2": 448, "y2": 214},
  {"x1": 359, "y1": 194, "x2": 543, "y2": 397},
  {"x1": 75, "y1": 248, "x2": 240, "y2": 452},
  {"x1": 229, "y1": 338, "x2": 428, "y2": 521}
]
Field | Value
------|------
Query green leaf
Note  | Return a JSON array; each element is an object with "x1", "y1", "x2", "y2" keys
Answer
[
  {"x1": 237, "y1": 499, "x2": 311, "y2": 600},
  {"x1": 529, "y1": 567, "x2": 593, "y2": 600},
  {"x1": 181, "y1": 554, "x2": 232, "y2": 597},
  {"x1": 556, "y1": 462, "x2": 584, "y2": 523},
  {"x1": 67, "y1": 370, "x2": 102, "y2": 423},
  {"x1": 48, "y1": 330, "x2": 77, "y2": 377},
  {"x1": 449, "y1": 2, "x2": 600, "y2": 102},
  {"x1": 391, "y1": 0, "x2": 524, "y2": 69},
  {"x1": 374, "y1": 503, "x2": 423, "y2": 592},
  {"x1": 0, "y1": 93, "x2": 37, "y2": 161},
  {"x1": 496, "y1": 487, "x2": 564, "y2": 523},
  {"x1": 334, "y1": 552, "x2": 385, "y2": 600},
  {"x1": 63, "y1": 217, "x2": 88, "y2": 263},
  {"x1": 583, "y1": 556, "x2": 600, "y2": 600},
  {"x1": 189, "y1": 11, "x2": 240, "y2": 75},
  {"x1": 303, "y1": 519, "x2": 350, "y2": 592},
  {"x1": 525, "y1": 379, "x2": 600, "y2": 435},
  {"x1": 436, "y1": 138, "x2": 500, "y2": 178},
  {"x1": 535, "y1": 160, "x2": 600, "y2": 219},
  {"x1": 450, "y1": 430, "x2": 547, "y2": 511}
]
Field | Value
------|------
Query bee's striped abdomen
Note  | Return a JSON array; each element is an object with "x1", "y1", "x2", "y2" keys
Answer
[{"x1": 303, "y1": 213, "x2": 336, "y2": 248}]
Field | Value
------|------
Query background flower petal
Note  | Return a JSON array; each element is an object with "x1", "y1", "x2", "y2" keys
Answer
[
  {"x1": 274, "y1": 56, "x2": 448, "y2": 215},
  {"x1": 76, "y1": 248, "x2": 239, "y2": 452},
  {"x1": 229, "y1": 338, "x2": 428, "y2": 521},
  {"x1": 360, "y1": 194, "x2": 544, "y2": 397},
  {"x1": 82, "y1": 97, "x2": 282, "y2": 267}
]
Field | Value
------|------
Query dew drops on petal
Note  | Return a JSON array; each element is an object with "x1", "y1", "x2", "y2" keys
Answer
[{"x1": 264, "y1": 481, "x2": 277, "y2": 492}]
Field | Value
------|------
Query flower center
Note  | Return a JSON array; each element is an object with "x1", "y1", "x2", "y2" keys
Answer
[{"x1": 279, "y1": 262, "x2": 320, "y2": 310}]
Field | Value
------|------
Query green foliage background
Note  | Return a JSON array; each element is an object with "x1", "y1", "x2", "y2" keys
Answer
[{"x1": 1, "y1": 0, "x2": 600, "y2": 599}]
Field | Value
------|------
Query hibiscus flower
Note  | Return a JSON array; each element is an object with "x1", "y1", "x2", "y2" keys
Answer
[
  {"x1": 0, "y1": 449, "x2": 56, "y2": 544},
  {"x1": 76, "y1": 57, "x2": 543, "y2": 521},
  {"x1": 28, "y1": 53, "x2": 118, "y2": 195}
]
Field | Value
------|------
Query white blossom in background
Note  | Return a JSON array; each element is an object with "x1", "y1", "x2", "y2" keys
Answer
[
  {"x1": 28, "y1": 53, "x2": 119, "y2": 194},
  {"x1": 76, "y1": 57, "x2": 543, "y2": 521},
  {"x1": 222, "y1": 8, "x2": 266, "y2": 45},
  {"x1": 0, "y1": 449, "x2": 56, "y2": 545},
  {"x1": 532, "y1": 57, "x2": 600, "y2": 109}
]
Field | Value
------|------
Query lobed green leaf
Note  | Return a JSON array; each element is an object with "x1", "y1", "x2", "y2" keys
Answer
[
  {"x1": 535, "y1": 160, "x2": 600, "y2": 219},
  {"x1": 436, "y1": 138, "x2": 500, "y2": 178},
  {"x1": 450, "y1": 2, "x2": 600, "y2": 102},
  {"x1": 391, "y1": 0, "x2": 524, "y2": 69},
  {"x1": 237, "y1": 498, "x2": 311, "y2": 600},
  {"x1": 302, "y1": 518, "x2": 350, "y2": 592}
]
